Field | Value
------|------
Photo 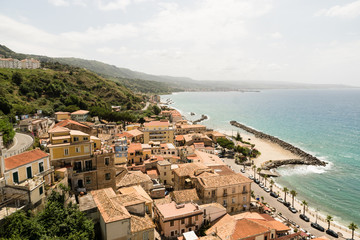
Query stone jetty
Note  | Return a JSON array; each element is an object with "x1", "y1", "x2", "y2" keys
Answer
[
  {"x1": 230, "y1": 120, "x2": 327, "y2": 169},
  {"x1": 192, "y1": 114, "x2": 208, "y2": 124}
]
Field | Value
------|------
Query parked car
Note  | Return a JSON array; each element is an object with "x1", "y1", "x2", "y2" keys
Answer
[
  {"x1": 326, "y1": 229, "x2": 339, "y2": 238},
  {"x1": 240, "y1": 169, "x2": 245, "y2": 173},
  {"x1": 248, "y1": 175, "x2": 254, "y2": 180},
  {"x1": 259, "y1": 183, "x2": 264, "y2": 188},
  {"x1": 254, "y1": 179, "x2": 260, "y2": 184},
  {"x1": 277, "y1": 197, "x2": 285, "y2": 203},
  {"x1": 283, "y1": 201, "x2": 291, "y2": 207},
  {"x1": 300, "y1": 214, "x2": 310, "y2": 222},
  {"x1": 288, "y1": 206, "x2": 298, "y2": 213},
  {"x1": 270, "y1": 192, "x2": 279, "y2": 198},
  {"x1": 263, "y1": 187, "x2": 270, "y2": 192},
  {"x1": 311, "y1": 222, "x2": 325, "y2": 232}
]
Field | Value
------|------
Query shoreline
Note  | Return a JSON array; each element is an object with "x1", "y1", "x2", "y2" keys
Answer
[{"x1": 230, "y1": 120, "x2": 327, "y2": 169}]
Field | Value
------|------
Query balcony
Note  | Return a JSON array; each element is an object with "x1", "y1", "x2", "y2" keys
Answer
[
  {"x1": 223, "y1": 192, "x2": 227, "y2": 197},
  {"x1": 36, "y1": 166, "x2": 54, "y2": 178},
  {"x1": 73, "y1": 167, "x2": 97, "y2": 174}
]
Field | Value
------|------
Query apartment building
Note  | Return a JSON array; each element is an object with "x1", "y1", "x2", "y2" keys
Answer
[
  {"x1": 154, "y1": 201, "x2": 203, "y2": 237},
  {"x1": 71, "y1": 110, "x2": 89, "y2": 122},
  {"x1": 48, "y1": 126, "x2": 115, "y2": 191},
  {"x1": 143, "y1": 121, "x2": 174, "y2": 144},
  {"x1": 0, "y1": 58, "x2": 40, "y2": 69},
  {"x1": 127, "y1": 143, "x2": 151, "y2": 165},
  {"x1": 176, "y1": 124, "x2": 207, "y2": 135},
  {"x1": 156, "y1": 160, "x2": 173, "y2": 186},
  {"x1": 55, "y1": 112, "x2": 71, "y2": 121},
  {"x1": 114, "y1": 137, "x2": 128, "y2": 165}
]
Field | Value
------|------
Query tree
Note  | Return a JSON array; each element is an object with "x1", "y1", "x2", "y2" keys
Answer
[
  {"x1": 290, "y1": 190, "x2": 297, "y2": 207},
  {"x1": 152, "y1": 105, "x2": 161, "y2": 115},
  {"x1": 217, "y1": 138, "x2": 234, "y2": 150},
  {"x1": 348, "y1": 222, "x2": 358, "y2": 240},
  {"x1": 326, "y1": 215, "x2": 333, "y2": 230},
  {"x1": 252, "y1": 165, "x2": 256, "y2": 177},
  {"x1": 302, "y1": 200, "x2": 308, "y2": 215},
  {"x1": 283, "y1": 187, "x2": 289, "y2": 202},
  {"x1": 257, "y1": 167, "x2": 261, "y2": 180},
  {"x1": 0, "y1": 96, "x2": 12, "y2": 114},
  {"x1": 235, "y1": 132, "x2": 242, "y2": 141},
  {"x1": 12, "y1": 72, "x2": 23, "y2": 85},
  {"x1": 0, "y1": 117, "x2": 15, "y2": 146},
  {"x1": 263, "y1": 175, "x2": 268, "y2": 187},
  {"x1": 270, "y1": 179, "x2": 274, "y2": 192}
]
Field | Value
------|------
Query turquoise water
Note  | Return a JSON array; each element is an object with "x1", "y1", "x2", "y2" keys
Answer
[{"x1": 162, "y1": 89, "x2": 360, "y2": 226}]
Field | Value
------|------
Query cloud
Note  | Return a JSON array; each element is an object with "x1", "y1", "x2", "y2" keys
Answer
[
  {"x1": 316, "y1": 0, "x2": 360, "y2": 18},
  {"x1": 48, "y1": 0, "x2": 70, "y2": 7},
  {"x1": 96, "y1": 0, "x2": 131, "y2": 11},
  {"x1": 271, "y1": 32, "x2": 283, "y2": 39},
  {"x1": 48, "y1": 0, "x2": 88, "y2": 7}
]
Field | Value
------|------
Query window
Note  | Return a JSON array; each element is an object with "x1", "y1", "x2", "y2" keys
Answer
[
  {"x1": 232, "y1": 187, "x2": 235, "y2": 193},
  {"x1": 74, "y1": 137, "x2": 79, "y2": 142},
  {"x1": 85, "y1": 160, "x2": 92, "y2": 171},
  {"x1": 211, "y1": 190, "x2": 216, "y2": 197},
  {"x1": 13, "y1": 172, "x2": 19, "y2": 184},
  {"x1": 105, "y1": 157, "x2": 110, "y2": 166},
  {"x1": 243, "y1": 196, "x2": 247, "y2": 202},
  {"x1": 243, "y1": 186, "x2": 246, "y2": 192},
  {"x1": 105, "y1": 173, "x2": 111, "y2": 180},
  {"x1": 195, "y1": 215, "x2": 198, "y2": 221},
  {"x1": 171, "y1": 231, "x2": 174, "y2": 237},
  {"x1": 86, "y1": 176, "x2": 91, "y2": 185},
  {"x1": 64, "y1": 148, "x2": 69, "y2": 156},
  {"x1": 223, "y1": 189, "x2": 227, "y2": 196},
  {"x1": 74, "y1": 161, "x2": 82, "y2": 171},
  {"x1": 26, "y1": 166, "x2": 32, "y2": 179},
  {"x1": 265, "y1": 236, "x2": 268, "y2": 240},
  {"x1": 181, "y1": 219, "x2": 185, "y2": 224},
  {"x1": 84, "y1": 146, "x2": 90, "y2": 153},
  {"x1": 271, "y1": 234, "x2": 274, "y2": 239},
  {"x1": 232, "y1": 198, "x2": 235, "y2": 203},
  {"x1": 164, "y1": 172, "x2": 166, "y2": 176},
  {"x1": 181, "y1": 229, "x2": 185, "y2": 234},
  {"x1": 170, "y1": 220, "x2": 174, "y2": 226},
  {"x1": 223, "y1": 199, "x2": 227, "y2": 206},
  {"x1": 83, "y1": 137, "x2": 88, "y2": 141},
  {"x1": 195, "y1": 226, "x2": 198, "y2": 230},
  {"x1": 188, "y1": 228, "x2": 192, "y2": 232},
  {"x1": 39, "y1": 162, "x2": 44, "y2": 173},
  {"x1": 164, "y1": 180, "x2": 167, "y2": 185},
  {"x1": 75, "y1": 147, "x2": 81, "y2": 153},
  {"x1": 175, "y1": 230, "x2": 178, "y2": 235},
  {"x1": 39, "y1": 186, "x2": 43, "y2": 195}
]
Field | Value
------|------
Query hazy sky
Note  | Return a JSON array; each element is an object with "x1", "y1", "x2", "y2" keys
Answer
[{"x1": 1, "y1": 0, "x2": 360, "y2": 86}]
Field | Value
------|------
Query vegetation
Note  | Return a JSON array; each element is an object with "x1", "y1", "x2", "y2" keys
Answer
[
  {"x1": 0, "y1": 191, "x2": 94, "y2": 240},
  {"x1": 270, "y1": 179, "x2": 274, "y2": 192},
  {"x1": 216, "y1": 138, "x2": 234, "y2": 149},
  {"x1": 0, "y1": 116, "x2": 15, "y2": 146},
  {"x1": 290, "y1": 190, "x2": 297, "y2": 207},
  {"x1": 283, "y1": 187, "x2": 289, "y2": 202},
  {"x1": 348, "y1": 222, "x2": 358, "y2": 240},
  {"x1": 0, "y1": 65, "x2": 144, "y2": 118},
  {"x1": 302, "y1": 200, "x2": 308, "y2": 215},
  {"x1": 326, "y1": 215, "x2": 333, "y2": 230}
]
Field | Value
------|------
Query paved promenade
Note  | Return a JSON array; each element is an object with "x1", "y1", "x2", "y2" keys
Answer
[{"x1": 223, "y1": 157, "x2": 358, "y2": 240}]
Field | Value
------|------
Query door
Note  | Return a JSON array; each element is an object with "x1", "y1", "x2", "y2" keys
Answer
[
  {"x1": 13, "y1": 172, "x2": 19, "y2": 183},
  {"x1": 26, "y1": 166, "x2": 32, "y2": 179},
  {"x1": 78, "y1": 179, "x2": 84, "y2": 188}
]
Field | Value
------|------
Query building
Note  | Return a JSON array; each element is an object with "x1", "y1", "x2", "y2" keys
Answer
[
  {"x1": 199, "y1": 203, "x2": 227, "y2": 224},
  {"x1": 172, "y1": 162, "x2": 209, "y2": 190},
  {"x1": 127, "y1": 143, "x2": 151, "y2": 165},
  {"x1": 1, "y1": 149, "x2": 53, "y2": 206},
  {"x1": 118, "y1": 185, "x2": 153, "y2": 218},
  {"x1": 54, "y1": 119, "x2": 93, "y2": 135},
  {"x1": 182, "y1": 134, "x2": 213, "y2": 147},
  {"x1": 116, "y1": 170, "x2": 153, "y2": 193},
  {"x1": 143, "y1": 121, "x2": 175, "y2": 144},
  {"x1": 170, "y1": 188, "x2": 200, "y2": 204},
  {"x1": 54, "y1": 112, "x2": 71, "y2": 122},
  {"x1": 71, "y1": 110, "x2": 89, "y2": 122},
  {"x1": 194, "y1": 173, "x2": 252, "y2": 213},
  {"x1": 156, "y1": 160, "x2": 173, "y2": 187},
  {"x1": 114, "y1": 137, "x2": 128, "y2": 165},
  {"x1": 47, "y1": 127, "x2": 115, "y2": 191},
  {"x1": 154, "y1": 201, "x2": 203, "y2": 237},
  {"x1": 176, "y1": 124, "x2": 207, "y2": 135},
  {"x1": 0, "y1": 58, "x2": 40, "y2": 69},
  {"x1": 91, "y1": 188, "x2": 155, "y2": 240}
]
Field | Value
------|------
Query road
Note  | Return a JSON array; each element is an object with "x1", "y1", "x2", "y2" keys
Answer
[
  {"x1": 142, "y1": 102, "x2": 150, "y2": 111},
  {"x1": 222, "y1": 157, "x2": 354, "y2": 240},
  {"x1": 6, "y1": 132, "x2": 34, "y2": 157}
]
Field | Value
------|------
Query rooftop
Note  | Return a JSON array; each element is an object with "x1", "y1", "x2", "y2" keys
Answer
[
  {"x1": 173, "y1": 162, "x2": 208, "y2": 177},
  {"x1": 130, "y1": 214, "x2": 155, "y2": 233},
  {"x1": 128, "y1": 143, "x2": 142, "y2": 153},
  {"x1": 54, "y1": 119, "x2": 90, "y2": 129},
  {"x1": 116, "y1": 171, "x2": 152, "y2": 189},
  {"x1": 5, "y1": 149, "x2": 48, "y2": 171},
  {"x1": 118, "y1": 185, "x2": 152, "y2": 203},
  {"x1": 156, "y1": 201, "x2": 202, "y2": 220},
  {"x1": 126, "y1": 129, "x2": 143, "y2": 137},
  {"x1": 157, "y1": 160, "x2": 171, "y2": 166},
  {"x1": 144, "y1": 121, "x2": 170, "y2": 127},
  {"x1": 197, "y1": 173, "x2": 252, "y2": 188},
  {"x1": 71, "y1": 110, "x2": 89, "y2": 115},
  {"x1": 55, "y1": 112, "x2": 70, "y2": 115},
  {"x1": 171, "y1": 189, "x2": 199, "y2": 204},
  {"x1": 48, "y1": 126, "x2": 70, "y2": 133}
]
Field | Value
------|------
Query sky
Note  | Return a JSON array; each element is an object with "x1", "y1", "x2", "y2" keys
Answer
[{"x1": 1, "y1": 0, "x2": 360, "y2": 86}]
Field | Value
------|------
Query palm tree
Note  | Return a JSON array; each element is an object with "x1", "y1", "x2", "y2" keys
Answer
[
  {"x1": 270, "y1": 179, "x2": 274, "y2": 192},
  {"x1": 283, "y1": 187, "x2": 289, "y2": 202},
  {"x1": 348, "y1": 222, "x2": 358, "y2": 240},
  {"x1": 257, "y1": 167, "x2": 262, "y2": 180},
  {"x1": 252, "y1": 165, "x2": 256, "y2": 177},
  {"x1": 301, "y1": 200, "x2": 308, "y2": 215},
  {"x1": 290, "y1": 190, "x2": 297, "y2": 207},
  {"x1": 264, "y1": 175, "x2": 268, "y2": 187},
  {"x1": 326, "y1": 215, "x2": 333, "y2": 230}
]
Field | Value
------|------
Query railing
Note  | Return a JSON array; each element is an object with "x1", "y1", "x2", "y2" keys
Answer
[
  {"x1": 73, "y1": 167, "x2": 97, "y2": 174},
  {"x1": 36, "y1": 166, "x2": 54, "y2": 177}
]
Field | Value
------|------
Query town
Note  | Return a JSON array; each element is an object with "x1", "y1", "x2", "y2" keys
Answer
[{"x1": 0, "y1": 98, "x2": 321, "y2": 240}]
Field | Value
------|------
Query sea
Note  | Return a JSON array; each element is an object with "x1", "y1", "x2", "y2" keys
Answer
[{"x1": 161, "y1": 89, "x2": 360, "y2": 226}]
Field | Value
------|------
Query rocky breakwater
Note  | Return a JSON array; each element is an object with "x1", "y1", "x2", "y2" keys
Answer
[
  {"x1": 193, "y1": 114, "x2": 208, "y2": 124},
  {"x1": 230, "y1": 120, "x2": 327, "y2": 170}
]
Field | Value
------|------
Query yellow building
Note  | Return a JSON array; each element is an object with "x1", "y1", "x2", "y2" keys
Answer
[
  {"x1": 48, "y1": 126, "x2": 115, "y2": 191},
  {"x1": 3, "y1": 149, "x2": 53, "y2": 205},
  {"x1": 127, "y1": 143, "x2": 152, "y2": 165},
  {"x1": 54, "y1": 112, "x2": 71, "y2": 122},
  {"x1": 143, "y1": 121, "x2": 174, "y2": 144}
]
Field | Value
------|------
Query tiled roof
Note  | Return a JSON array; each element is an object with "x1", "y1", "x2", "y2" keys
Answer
[
  {"x1": 128, "y1": 143, "x2": 142, "y2": 153},
  {"x1": 193, "y1": 150, "x2": 225, "y2": 166},
  {"x1": 171, "y1": 189, "x2": 199, "y2": 204},
  {"x1": 91, "y1": 188, "x2": 131, "y2": 223},
  {"x1": 54, "y1": 119, "x2": 89, "y2": 129},
  {"x1": 127, "y1": 129, "x2": 143, "y2": 137},
  {"x1": 113, "y1": 192, "x2": 145, "y2": 207},
  {"x1": 116, "y1": 171, "x2": 152, "y2": 188},
  {"x1": 144, "y1": 121, "x2": 170, "y2": 127},
  {"x1": 71, "y1": 110, "x2": 89, "y2": 115},
  {"x1": 4, "y1": 149, "x2": 48, "y2": 171},
  {"x1": 175, "y1": 135, "x2": 185, "y2": 141},
  {"x1": 130, "y1": 214, "x2": 155, "y2": 233},
  {"x1": 48, "y1": 126, "x2": 70, "y2": 133},
  {"x1": 118, "y1": 185, "x2": 152, "y2": 203},
  {"x1": 157, "y1": 160, "x2": 171, "y2": 166},
  {"x1": 173, "y1": 162, "x2": 208, "y2": 177},
  {"x1": 197, "y1": 173, "x2": 252, "y2": 188},
  {"x1": 232, "y1": 219, "x2": 270, "y2": 239}
]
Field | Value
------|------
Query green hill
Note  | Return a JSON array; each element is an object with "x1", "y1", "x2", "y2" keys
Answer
[{"x1": 0, "y1": 64, "x2": 144, "y2": 117}]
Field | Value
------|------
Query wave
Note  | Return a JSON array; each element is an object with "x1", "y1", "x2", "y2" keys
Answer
[{"x1": 277, "y1": 161, "x2": 333, "y2": 176}]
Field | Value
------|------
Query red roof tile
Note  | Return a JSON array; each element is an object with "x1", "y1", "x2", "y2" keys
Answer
[
  {"x1": 54, "y1": 119, "x2": 90, "y2": 129},
  {"x1": 5, "y1": 149, "x2": 48, "y2": 171}
]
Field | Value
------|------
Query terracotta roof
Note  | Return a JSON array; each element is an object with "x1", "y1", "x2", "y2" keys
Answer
[
  {"x1": 128, "y1": 143, "x2": 142, "y2": 153},
  {"x1": 232, "y1": 219, "x2": 270, "y2": 239},
  {"x1": 171, "y1": 189, "x2": 199, "y2": 204},
  {"x1": 54, "y1": 119, "x2": 89, "y2": 129},
  {"x1": 173, "y1": 162, "x2": 208, "y2": 177},
  {"x1": 48, "y1": 126, "x2": 70, "y2": 133},
  {"x1": 178, "y1": 124, "x2": 206, "y2": 129},
  {"x1": 116, "y1": 171, "x2": 152, "y2": 189},
  {"x1": 144, "y1": 121, "x2": 170, "y2": 127},
  {"x1": 4, "y1": 149, "x2": 48, "y2": 171},
  {"x1": 197, "y1": 173, "x2": 252, "y2": 188},
  {"x1": 91, "y1": 188, "x2": 131, "y2": 223},
  {"x1": 117, "y1": 132, "x2": 133, "y2": 139},
  {"x1": 118, "y1": 185, "x2": 152, "y2": 203},
  {"x1": 71, "y1": 110, "x2": 89, "y2": 115},
  {"x1": 130, "y1": 214, "x2": 155, "y2": 233},
  {"x1": 127, "y1": 129, "x2": 143, "y2": 137},
  {"x1": 113, "y1": 192, "x2": 145, "y2": 207},
  {"x1": 146, "y1": 169, "x2": 159, "y2": 179},
  {"x1": 175, "y1": 135, "x2": 185, "y2": 141},
  {"x1": 193, "y1": 150, "x2": 225, "y2": 166}
]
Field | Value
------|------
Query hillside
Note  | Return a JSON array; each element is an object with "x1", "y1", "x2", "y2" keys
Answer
[{"x1": 0, "y1": 64, "x2": 144, "y2": 117}]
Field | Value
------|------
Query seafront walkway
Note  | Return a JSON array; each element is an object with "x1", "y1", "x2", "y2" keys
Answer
[{"x1": 223, "y1": 157, "x2": 359, "y2": 240}]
